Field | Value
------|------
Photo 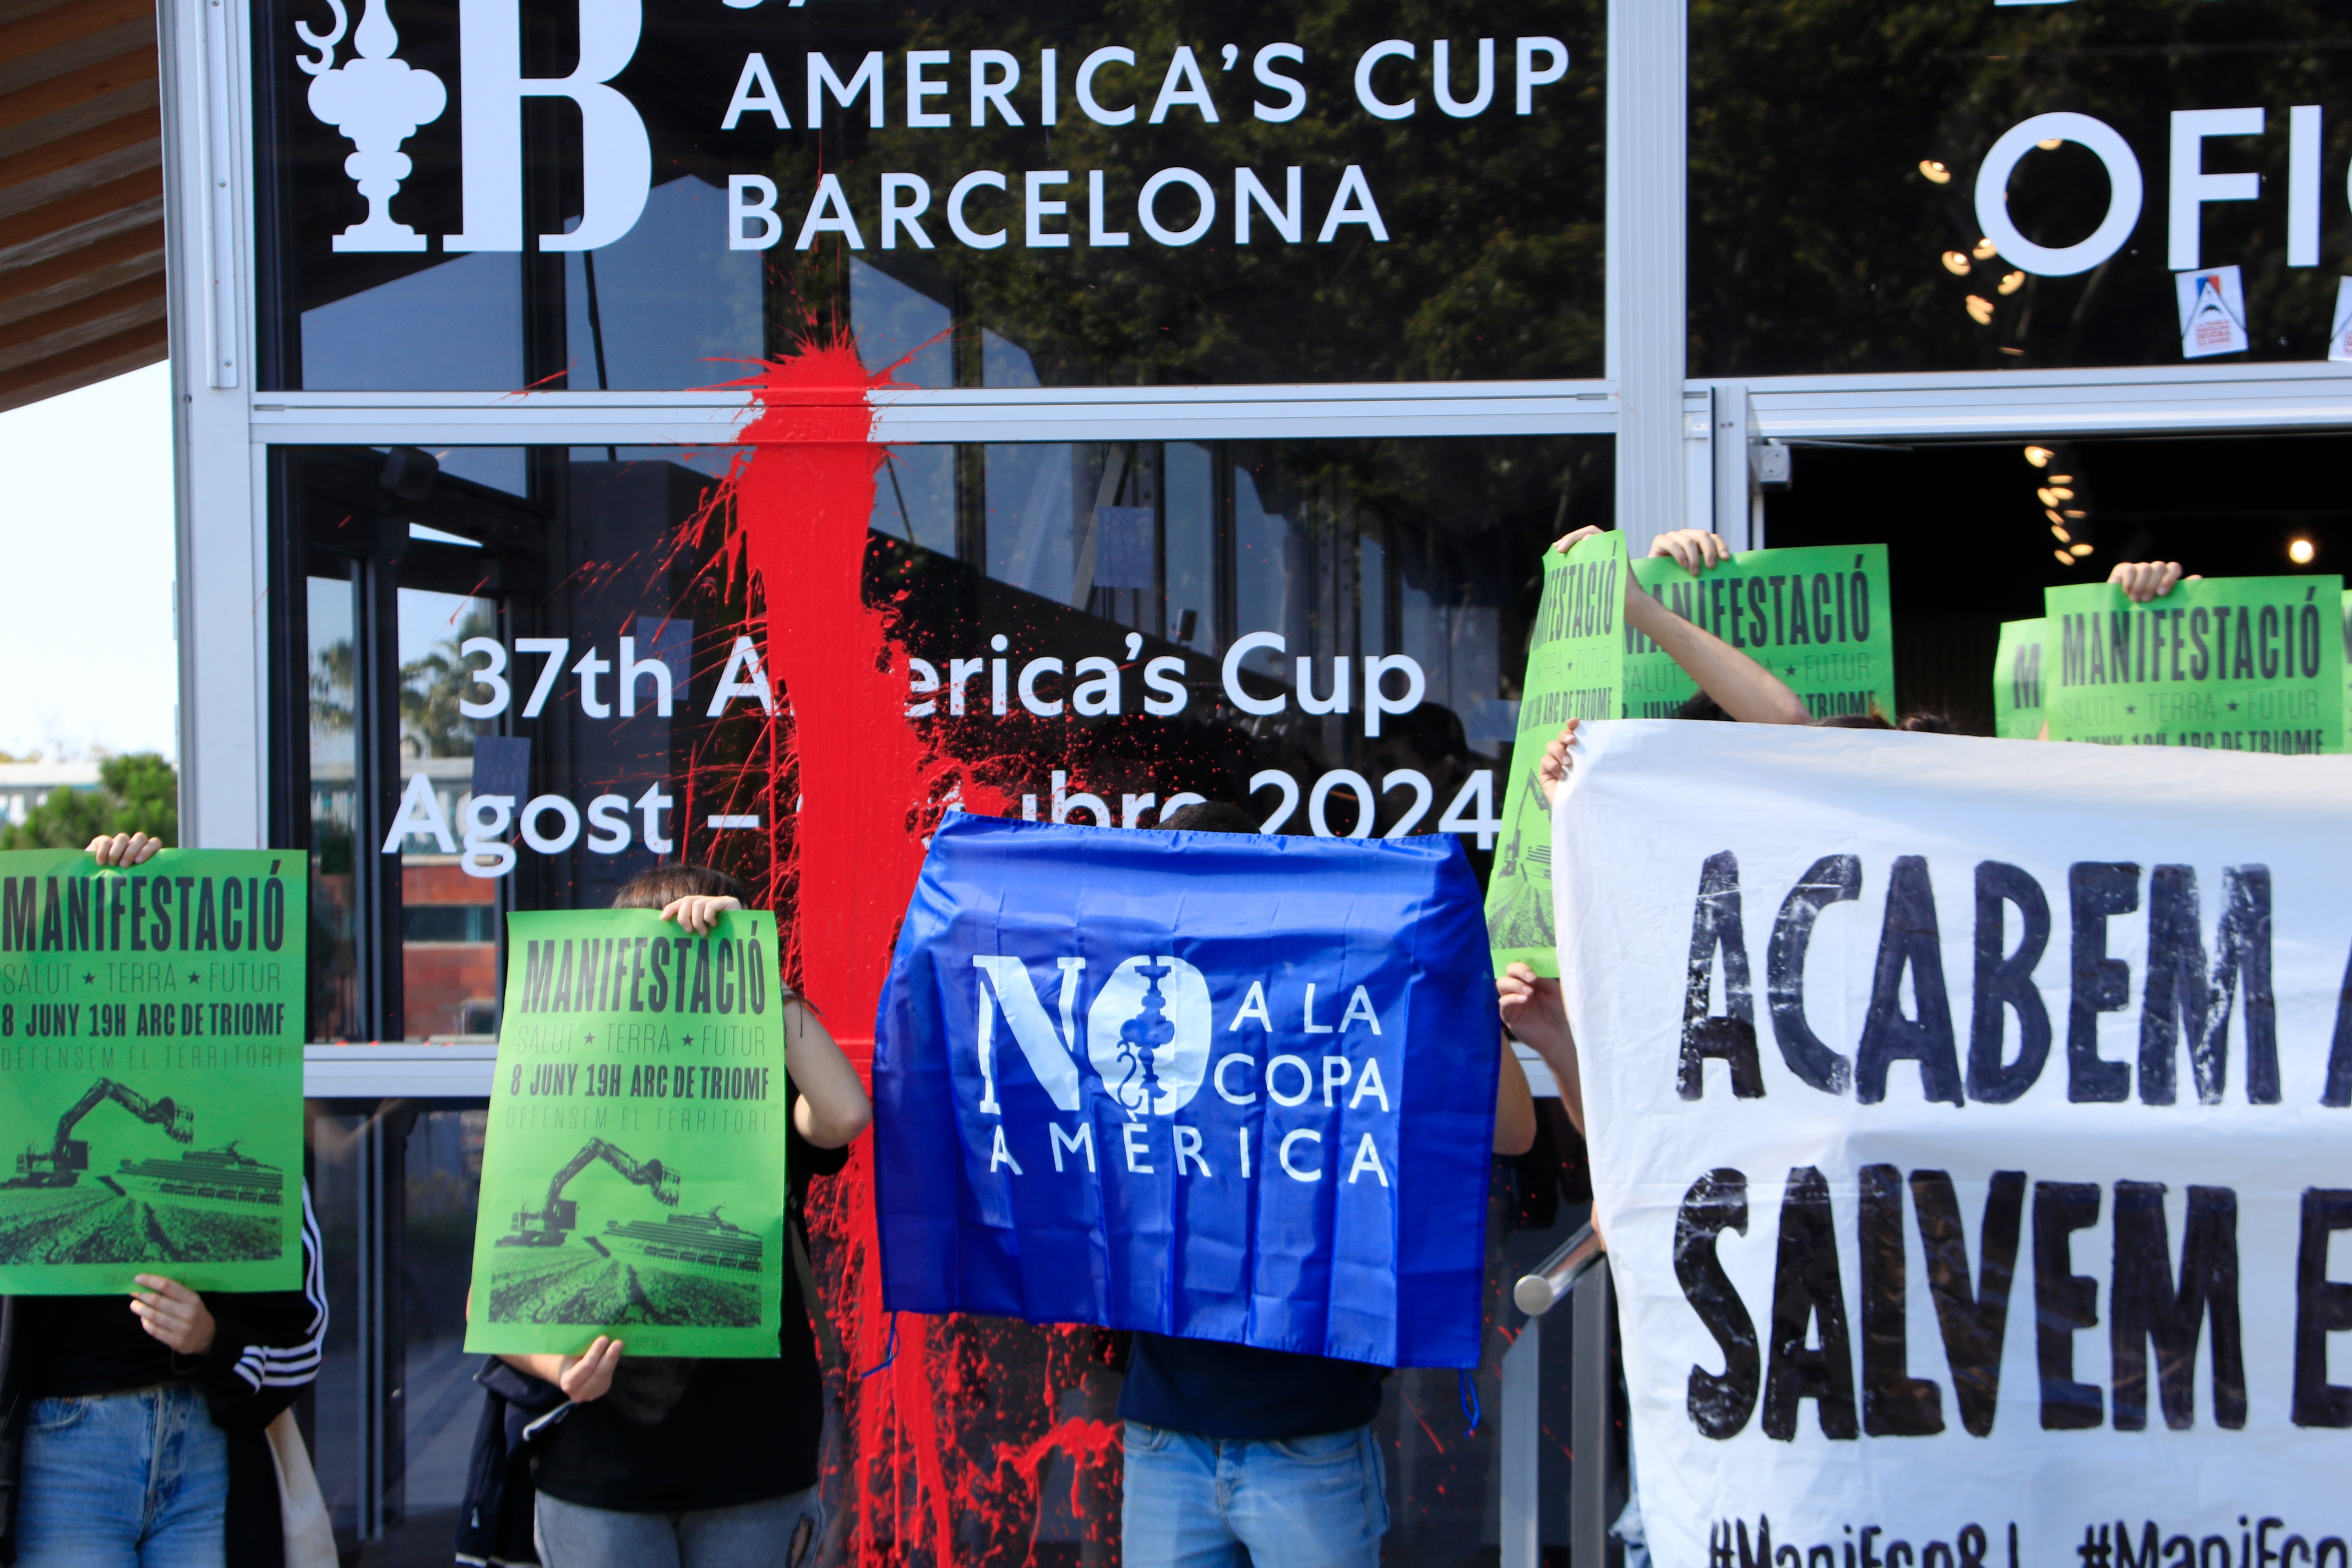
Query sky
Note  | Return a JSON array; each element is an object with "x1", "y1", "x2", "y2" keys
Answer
[{"x1": 0, "y1": 362, "x2": 178, "y2": 761}]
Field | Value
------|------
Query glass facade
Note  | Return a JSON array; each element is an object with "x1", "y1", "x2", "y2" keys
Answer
[
  {"x1": 168, "y1": 0, "x2": 2352, "y2": 1562},
  {"x1": 274, "y1": 433, "x2": 1610, "y2": 1005},
  {"x1": 264, "y1": 428, "x2": 1605, "y2": 1561},
  {"x1": 307, "y1": 1099, "x2": 489, "y2": 1565}
]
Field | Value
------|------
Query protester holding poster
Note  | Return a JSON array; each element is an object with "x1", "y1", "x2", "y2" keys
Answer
[
  {"x1": 469, "y1": 866, "x2": 870, "y2": 1568},
  {"x1": 1622, "y1": 532, "x2": 1894, "y2": 723},
  {"x1": 1997, "y1": 564, "x2": 2197, "y2": 741},
  {"x1": 875, "y1": 802, "x2": 1532, "y2": 1567},
  {"x1": 1116, "y1": 802, "x2": 1536, "y2": 1568},
  {"x1": 2043, "y1": 560, "x2": 2343, "y2": 750},
  {"x1": 0, "y1": 832, "x2": 327, "y2": 1568},
  {"x1": 1546, "y1": 717, "x2": 2352, "y2": 1568},
  {"x1": 1577, "y1": 527, "x2": 1816, "y2": 727},
  {"x1": 1489, "y1": 528, "x2": 1809, "y2": 978}
]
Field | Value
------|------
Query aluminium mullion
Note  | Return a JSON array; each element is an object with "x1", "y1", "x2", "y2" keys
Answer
[
  {"x1": 168, "y1": 0, "x2": 266, "y2": 850},
  {"x1": 1606, "y1": 0, "x2": 1689, "y2": 554}
]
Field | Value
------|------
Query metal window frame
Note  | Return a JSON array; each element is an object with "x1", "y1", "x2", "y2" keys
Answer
[{"x1": 246, "y1": 382, "x2": 1624, "y2": 446}]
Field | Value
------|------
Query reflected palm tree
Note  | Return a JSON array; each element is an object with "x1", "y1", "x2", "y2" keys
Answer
[{"x1": 401, "y1": 608, "x2": 495, "y2": 759}]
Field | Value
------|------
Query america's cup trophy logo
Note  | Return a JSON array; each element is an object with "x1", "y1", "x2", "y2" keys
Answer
[
  {"x1": 1111, "y1": 961, "x2": 1175, "y2": 1117},
  {"x1": 298, "y1": 0, "x2": 446, "y2": 252},
  {"x1": 1085, "y1": 955, "x2": 1212, "y2": 1117}
]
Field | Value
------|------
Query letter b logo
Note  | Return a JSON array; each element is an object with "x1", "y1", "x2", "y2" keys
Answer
[
  {"x1": 303, "y1": 0, "x2": 652, "y2": 254},
  {"x1": 447, "y1": 0, "x2": 651, "y2": 252}
]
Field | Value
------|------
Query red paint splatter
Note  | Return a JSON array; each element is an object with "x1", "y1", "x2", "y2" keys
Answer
[
  {"x1": 721, "y1": 336, "x2": 938, "y2": 1022},
  {"x1": 695, "y1": 334, "x2": 1109, "y2": 1566}
]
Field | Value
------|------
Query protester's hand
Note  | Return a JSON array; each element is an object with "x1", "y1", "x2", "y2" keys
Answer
[
  {"x1": 1549, "y1": 525, "x2": 1602, "y2": 554},
  {"x1": 2108, "y1": 561, "x2": 2199, "y2": 603},
  {"x1": 129, "y1": 1276, "x2": 215, "y2": 1355},
  {"x1": 555, "y1": 1337, "x2": 624, "y2": 1403},
  {"x1": 500, "y1": 1338, "x2": 627, "y2": 1402},
  {"x1": 660, "y1": 895, "x2": 741, "y2": 935},
  {"x1": 1497, "y1": 963, "x2": 1569, "y2": 1053},
  {"x1": 1537, "y1": 720, "x2": 1580, "y2": 809},
  {"x1": 89, "y1": 832, "x2": 163, "y2": 867},
  {"x1": 1648, "y1": 529, "x2": 1733, "y2": 574},
  {"x1": 1496, "y1": 962, "x2": 1585, "y2": 1136}
]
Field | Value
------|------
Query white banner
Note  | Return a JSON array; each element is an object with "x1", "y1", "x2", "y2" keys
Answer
[{"x1": 1553, "y1": 721, "x2": 2352, "y2": 1568}]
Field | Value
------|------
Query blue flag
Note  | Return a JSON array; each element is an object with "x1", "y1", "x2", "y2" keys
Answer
[{"x1": 874, "y1": 813, "x2": 1501, "y2": 1369}]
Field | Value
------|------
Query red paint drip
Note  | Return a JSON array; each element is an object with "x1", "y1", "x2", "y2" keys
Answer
[
  {"x1": 706, "y1": 335, "x2": 1107, "y2": 1565},
  {"x1": 723, "y1": 337, "x2": 932, "y2": 1023}
]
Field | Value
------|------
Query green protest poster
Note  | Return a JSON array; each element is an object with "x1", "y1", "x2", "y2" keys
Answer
[
  {"x1": 2043, "y1": 575, "x2": 2346, "y2": 752},
  {"x1": 1624, "y1": 545, "x2": 1896, "y2": 720},
  {"x1": 1486, "y1": 530, "x2": 1626, "y2": 977},
  {"x1": 2341, "y1": 590, "x2": 2350, "y2": 742},
  {"x1": 467, "y1": 909, "x2": 788, "y2": 1358},
  {"x1": 1993, "y1": 618, "x2": 2048, "y2": 739},
  {"x1": 0, "y1": 849, "x2": 306, "y2": 1294}
]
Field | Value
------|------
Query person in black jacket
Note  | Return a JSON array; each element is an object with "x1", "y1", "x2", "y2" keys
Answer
[
  {"x1": 0, "y1": 831, "x2": 329, "y2": 1568},
  {"x1": 484, "y1": 865, "x2": 869, "y2": 1568}
]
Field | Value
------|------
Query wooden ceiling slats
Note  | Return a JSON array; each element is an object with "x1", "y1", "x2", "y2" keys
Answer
[
  {"x1": 0, "y1": 48, "x2": 160, "y2": 138},
  {"x1": 0, "y1": 0, "x2": 167, "y2": 413},
  {"x1": 0, "y1": 0, "x2": 153, "y2": 69},
  {"x1": 0, "y1": 167, "x2": 164, "y2": 266},
  {"x1": 0, "y1": 316, "x2": 166, "y2": 406},
  {"x1": 0, "y1": 271, "x2": 165, "y2": 368},
  {"x1": 0, "y1": 99, "x2": 153, "y2": 197},
  {"x1": 0, "y1": 219, "x2": 163, "y2": 325},
  {"x1": 0, "y1": 131, "x2": 157, "y2": 229}
]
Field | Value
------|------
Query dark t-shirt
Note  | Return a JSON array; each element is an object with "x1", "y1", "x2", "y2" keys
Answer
[
  {"x1": 1118, "y1": 1332, "x2": 1386, "y2": 1441},
  {"x1": 21, "y1": 1294, "x2": 179, "y2": 1398},
  {"x1": 530, "y1": 1102, "x2": 849, "y2": 1513}
]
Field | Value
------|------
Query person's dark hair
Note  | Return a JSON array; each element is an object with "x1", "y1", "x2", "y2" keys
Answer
[
  {"x1": 1811, "y1": 712, "x2": 1954, "y2": 734},
  {"x1": 1368, "y1": 700, "x2": 1468, "y2": 760},
  {"x1": 1159, "y1": 802, "x2": 1257, "y2": 836},
  {"x1": 612, "y1": 863, "x2": 751, "y2": 910},
  {"x1": 1672, "y1": 692, "x2": 1735, "y2": 722}
]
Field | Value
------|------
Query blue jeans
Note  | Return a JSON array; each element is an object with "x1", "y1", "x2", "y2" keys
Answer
[
  {"x1": 1121, "y1": 1420, "x2": 1388, "y2": 1568},
  {"x1": 15, "y1": 1385, "x2": 230, "y2": 1568},
  {"x1": 533, "y1": 1485, "x2": 821, "y2": 1568}
]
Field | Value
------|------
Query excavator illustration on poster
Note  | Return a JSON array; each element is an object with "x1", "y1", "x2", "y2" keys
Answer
[
  {"x1": 497, "y1": 1137, "x2": 681, "y2": 1256},
  {"x1": 487, "y1": 1139, "x2": 764, "y2": 1329},
  {"x1": 1484, "y1": 760, "x2": 1557, "y2": 956},
  {"x1": 6, "y1": 1077, "x2": 194, "y2": 1191},
  {"x1": 0, "y1": 1079, "x2": 283, "y2": 1265}
]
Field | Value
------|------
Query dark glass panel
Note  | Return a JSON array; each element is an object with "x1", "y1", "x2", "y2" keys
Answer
[
  {"x1": 307, "y1": 1101, "x2": 488, "y2": 1565},
  {"x1": 256, "y1": 0, "x2": 1604, "y2": 389},
  {"x1": 307, "y1": 570, "x2": 363, "y2": 1041},
  {"x1": 276, "y1": 432, "x2": 1608, "y2": 1563},
  {"x1": 1690, "y1": 0, "x2": 2352, "y2": 375}
]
